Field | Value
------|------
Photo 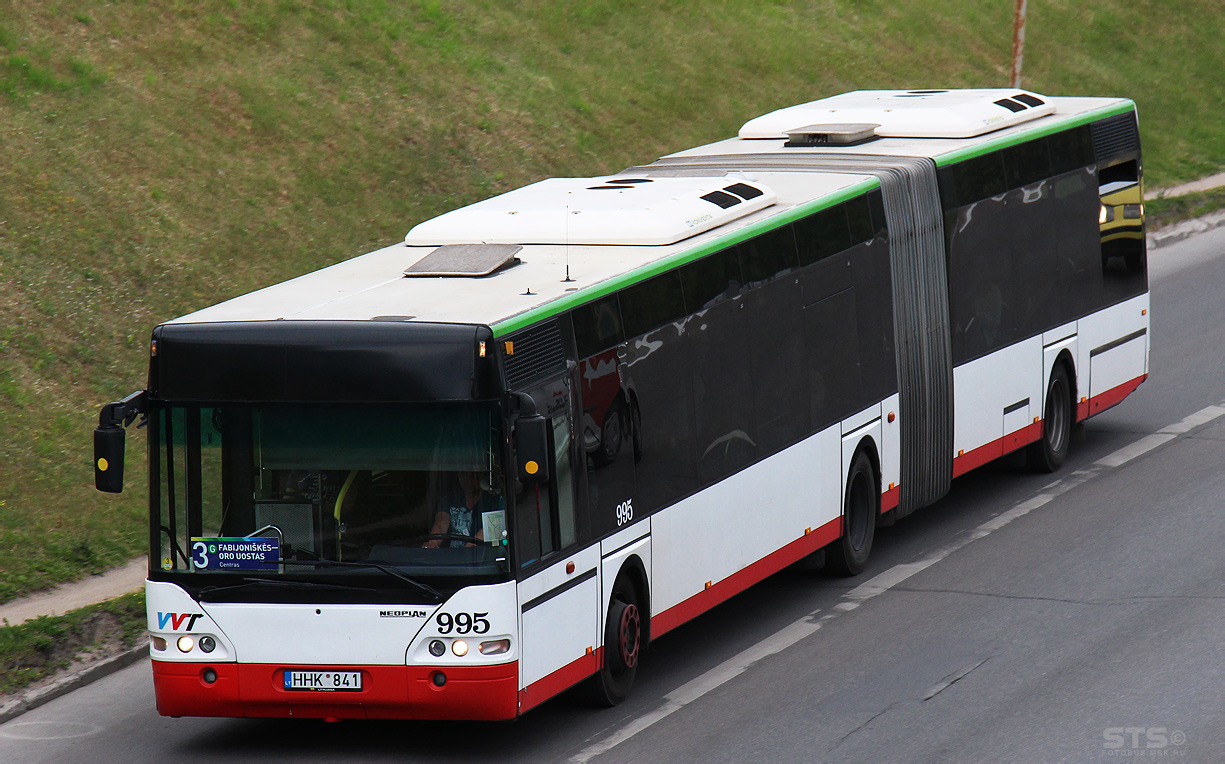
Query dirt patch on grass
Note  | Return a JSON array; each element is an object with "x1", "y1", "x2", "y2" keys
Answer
[{"x1": 0, "y1": 592, "x2": 146, "y2": 697}]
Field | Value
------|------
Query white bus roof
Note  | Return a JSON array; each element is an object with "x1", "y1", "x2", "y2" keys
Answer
[{"x1": 168, "y1": 90, "x2": 1133, "y2": 336}]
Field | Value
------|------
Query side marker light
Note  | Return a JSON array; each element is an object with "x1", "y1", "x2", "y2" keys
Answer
[{"x1": 479, "y1": 639, "x2": 511, "y2": 656}]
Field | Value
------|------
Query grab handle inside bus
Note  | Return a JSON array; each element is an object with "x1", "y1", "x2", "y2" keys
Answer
[{"x1": 94, "y1": 390, "x2": 147, "y2": 493}]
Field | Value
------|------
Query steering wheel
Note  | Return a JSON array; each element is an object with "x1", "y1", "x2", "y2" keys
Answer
[{"x1": 423, "y1": 533, "x2": 483, "y2": 547}]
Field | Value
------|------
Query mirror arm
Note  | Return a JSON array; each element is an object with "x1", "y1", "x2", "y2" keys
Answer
[{"x1": 99, "y1": 390, "x2": 148, "y2": 428}]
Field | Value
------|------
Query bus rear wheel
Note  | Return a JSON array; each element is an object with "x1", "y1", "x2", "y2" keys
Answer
[
  {"x1": 1029, "y1": 363, "x2": 1072, "y2": 473},
  {"x1": 826, "y1": 450, "x2": 877, "y2": 576},
  {"x1": 589, "y1": 576, "x2": 641, "y2": 706}
]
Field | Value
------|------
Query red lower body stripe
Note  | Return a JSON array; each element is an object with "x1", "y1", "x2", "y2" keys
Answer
[
  {"x1": 881, "y1": 484, "x2": 901, "y2": 513},
  {"x1": 517, "y1": 648, "x2": 602, "y2": 713},
  {"x1": 1078, "y1": 374, "x2": 1147, "y2": 421},
  {"x1": 953, "y1": 373, "x2": 1147, "y2": 478},
  {"x1": 650, "y1": 516, "x2": 842, "y2": 639},
  {"x1": 151, "y1": 660, "x2": 518, "y2": 720}
]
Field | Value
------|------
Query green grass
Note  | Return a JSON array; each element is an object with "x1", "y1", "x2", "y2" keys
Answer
[
  {"x1": 1, "y1": 0, "x2": 1224, "y2": 601},
  {"x1": 0, "y1": 591, "x2": 146, "y2": 695}
]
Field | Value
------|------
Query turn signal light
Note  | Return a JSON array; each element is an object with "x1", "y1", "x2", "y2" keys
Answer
[{"x1": 479, "y1": 639, "x2": 511, "y2": 656}]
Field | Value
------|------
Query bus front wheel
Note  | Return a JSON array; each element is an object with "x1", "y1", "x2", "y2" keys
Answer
[
  {"x1": 590, "y1": 576, "x2": 641, "y2": 706},
  {"x1": 826, "y1": 450, "x2": 877, "y2": 576}
]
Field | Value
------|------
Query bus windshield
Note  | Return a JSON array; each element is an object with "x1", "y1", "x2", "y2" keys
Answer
[{"x1": 152, "y1": 402, "x2": 510, "y2": 592}]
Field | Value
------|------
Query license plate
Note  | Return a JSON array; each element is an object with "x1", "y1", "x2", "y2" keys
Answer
[{"x1": 283, "y1": 670, "x2": 363, "y2": 692}]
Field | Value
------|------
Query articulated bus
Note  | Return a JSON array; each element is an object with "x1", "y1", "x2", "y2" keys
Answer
[{"x1": 94, "y1": 89, "x2": 1148, "y2": 720}]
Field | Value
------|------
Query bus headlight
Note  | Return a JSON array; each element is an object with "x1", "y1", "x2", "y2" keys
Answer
[
  {"x1": 177, "y1": 636, "x2": 195, "y2": 653},
  {"x1": 451, "y1": 639, "x2": 469, "y2": 657},
  {"x1": 198, "y1": 636, "x2": 217, "y2": 653},
  {"x1": 151, "y1": 636, "x2": 168, "y2": 651},
  {"x1": 429, "y1": 639, "x2": 446, "y2": 657}
]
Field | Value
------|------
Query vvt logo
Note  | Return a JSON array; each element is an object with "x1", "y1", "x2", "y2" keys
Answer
[{"x1": 157, "y1": 611, "x2": 204, "y2": 631}]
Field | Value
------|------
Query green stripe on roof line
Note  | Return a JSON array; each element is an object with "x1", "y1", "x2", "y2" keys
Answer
[
  {"x1": 490, "y1": 176, "x2": 880, "y2": 337},
  {"x1": 933, "y1": 100, "x2": 1135, "y2": 167}
]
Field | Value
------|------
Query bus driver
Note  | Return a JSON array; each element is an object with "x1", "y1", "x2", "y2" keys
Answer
[{"x1": 425, "y1": 471, "x2": 502, "y2": 548}]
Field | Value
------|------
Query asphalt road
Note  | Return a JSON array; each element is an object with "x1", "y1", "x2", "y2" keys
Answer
[{"x1": 4, "y1": 225, "x2": 1224, "y2": 763}]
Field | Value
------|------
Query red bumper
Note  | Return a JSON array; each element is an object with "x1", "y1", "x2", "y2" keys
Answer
[{"x1": 151, "y1": 660, "x2": 519, "y2": 720}]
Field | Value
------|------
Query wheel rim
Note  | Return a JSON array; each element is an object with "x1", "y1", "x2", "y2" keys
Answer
[
  {"x1": 617, "y1": 602, "x2": 640, "y2": 669},
  {"x1": 1047, "y1": 376, "x2": 1068, "y2": 453}
]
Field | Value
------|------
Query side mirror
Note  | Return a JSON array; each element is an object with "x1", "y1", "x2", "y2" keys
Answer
[
  {"x1": 93, "y1": 390, "x2": 147, "y2": 494},
  {"x1": 94, "y1": 424, "x2": 126, "y2": 493},
  {"x1": 514, "y1": 415, "x2": 551, "y2": 484}
]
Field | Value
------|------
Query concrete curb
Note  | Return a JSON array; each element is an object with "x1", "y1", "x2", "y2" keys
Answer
[
  {"x1": 0, "y1": 645, "x2": 148, "y2": 725},
  {"x1": 1148, "y1": 209, "x2": 1225, "y2": 249}
]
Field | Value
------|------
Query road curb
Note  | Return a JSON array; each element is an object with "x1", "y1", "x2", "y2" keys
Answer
[
  {"x1": 1148, "y1": 209, "x2": 1225, "y2": 249},
  {"x1": 0, "y1": 645, "x2": 148, "y2": 725}
]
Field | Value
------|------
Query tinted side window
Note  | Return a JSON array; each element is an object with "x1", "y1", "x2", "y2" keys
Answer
[
  {"x1": 619, "y1": 271, "x2": 687, "y2": 338},
  {"x1": 1048, "y1": 125, "x2": 1094, "y2": 175},
  {"x1": 1003, "y1": 138, "x2": 1053, "y2": 189},
  {"x1": 845, "y1": 195, "x2": 874, "y2": 244},
  {"x1": 738, "y1": 226, "x2": 799, "y2": 284},
  {"x1": 572, "y1": 295, "x2": 624, "y2": 358},
  {"x1": 949, "y1": 151, "x2": 1007, "y2": 207},
  {"x1": 680, "y1": 246, "x2": 742, "y2": 310},
  {"x1": 867, "y1": 190, "x2": 887, "y2": 240},
  {"x1": 795, "y1": 204, "x2": 851, "y2": 266}
]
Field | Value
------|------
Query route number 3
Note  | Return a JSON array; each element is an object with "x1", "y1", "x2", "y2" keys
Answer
[
  {"x1": 191, "y1": 541, "x2": 209, "y2": 569},
  {"x1": 616, "y1": 499, "x2": 634, "y2": 527}
]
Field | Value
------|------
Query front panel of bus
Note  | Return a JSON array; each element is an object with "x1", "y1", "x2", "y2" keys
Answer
[{"x1": 144, "y1": 320, "x2": 528, "y2": 720}]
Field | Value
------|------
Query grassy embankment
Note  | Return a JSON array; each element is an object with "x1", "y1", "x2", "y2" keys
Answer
[
  {"x1": 2, "y1": 1, "x2": 1225, "y2": 605},
  {"x1": 0, "y1": 591, "x2": 145, "y2": 696}
]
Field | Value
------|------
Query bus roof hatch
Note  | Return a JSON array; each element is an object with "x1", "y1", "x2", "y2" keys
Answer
[
  {"x1": 404, "y1": 176, "x2": 776, "y2": 247},
  {"x1": 739, "y1": 89, "x2": 1057, "y2": 140}
]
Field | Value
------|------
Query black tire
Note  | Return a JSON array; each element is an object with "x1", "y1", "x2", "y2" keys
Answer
[
  {"x1": 1028, "y1": 363, "x2": 1072, "y2": 473},
  {"x1": 826, "y1": 449, "x2": 877, "y2": 576},
  {"x1": 588, "y1": 576, "x2": 642, "y2": 706}
]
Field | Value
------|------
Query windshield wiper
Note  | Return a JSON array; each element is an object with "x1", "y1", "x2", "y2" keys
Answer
[
  {"x1": 196, "y1": 576, "x2": 373, "y2": 597},
  {"x1": 278, "y1": 559, "x2": 445, "y2": 603}
]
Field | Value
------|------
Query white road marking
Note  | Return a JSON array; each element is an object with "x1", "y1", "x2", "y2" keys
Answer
[
  {"x1": 569, "y1": 401, "x2": 1225, "y2": 763},
  {"x1": 1159, "y1": 404, "x2": 1225, "y2": 435},
  {"x1": 1095, "y1": 433, "x2": 1177, "y2": 468}
]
